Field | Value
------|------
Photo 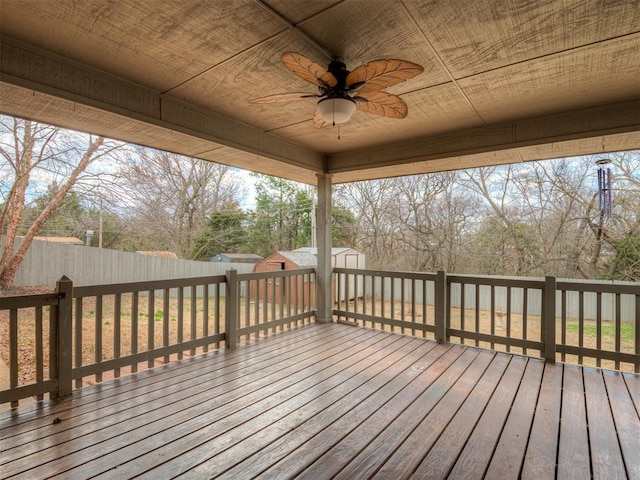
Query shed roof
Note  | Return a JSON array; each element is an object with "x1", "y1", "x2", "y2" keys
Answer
[
  {"x1": 278, "y1": 251, "x2": 318, "y2": 268},
  {"x1": 135, "y1": 251, "x2": 179, "y2": 259},
  {"x1": 293, "y1": 247, "x2": 361, "y2": 256},
  {"x1": 28, "y1": 236, "x2": 84, "y2": 245}
]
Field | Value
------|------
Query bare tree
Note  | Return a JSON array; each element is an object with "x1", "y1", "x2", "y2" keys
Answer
[
  {"x1": 116, "y1": 149, "x2": 242, "y2": 258},
  {"x1": 0, "y1": 116, "x2": 121, "y2": 288}
]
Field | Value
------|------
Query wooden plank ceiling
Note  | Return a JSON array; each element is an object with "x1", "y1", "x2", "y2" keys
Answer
[{"x1": 1, "y1": 0, "x2": 639, "y2": 184}]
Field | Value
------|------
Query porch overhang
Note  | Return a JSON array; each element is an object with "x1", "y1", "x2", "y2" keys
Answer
[{"x1": 1, "y1": 1, "x2": 638, "y2": 186}]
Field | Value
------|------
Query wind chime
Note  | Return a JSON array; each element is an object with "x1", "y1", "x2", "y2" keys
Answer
[{"x1": 595, "y1": 158, "x2": 612, "y2": 221}]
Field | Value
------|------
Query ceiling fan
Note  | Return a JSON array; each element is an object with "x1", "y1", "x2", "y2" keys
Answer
[{"x1": 250, "y1": 53, "x2": 424, "y2": 129}]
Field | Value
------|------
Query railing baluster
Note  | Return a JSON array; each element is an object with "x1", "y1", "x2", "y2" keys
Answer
[
  {"x1": 543, "y1": 275, "x2": 556, "y2": 363},
  {"x1": 147, "y1": 290, "x2": 155, "y2": 368},
  {"x1": 636, "y1": 293, "x2": 640, "y2": 374},
  {"x1": 561, "y1": 289, "x2": 566, "y2": 363},
  {"x1": 202, "y1": 285, "x2": 209, "y2": 353},
  {"x1": 578, "y1": 290, "x2": 584, "y2": 365},
  {"x1": 411, "y1": 278, "x2": 416, "y2": 336},
  {"x1": 190, "y1": 285, "x2": 197, "y2": 355},
  {"x1": 400, "y1": 277, "x2": 406, "y2": 335},
  {"x1": 49, "y1": 303, "x2": 58, "y2": 399},
  {"x1": 243, "y1": 280, "x2": 250, "y2": 341},
  {"x1": 475, "y1": 284, "x2": 480, "y2": 347},
  {"x1": 262, "y1": 278, "x2": 268, "y2": 335},
  {"x1": 35, "y1": 307, "x2": 43, "y2": 400},
  {"x1": 177, "y1": 287, "x2": 184, "y2": 360},
  {"x1": 615, "y1": 293, "x2": 621, "y2": 371},
  {"x1": 75, "y1": 298, "x2": 83, "y2": 388},
  {"x1": 163, "y1": 288, "x2": 170, "y2": 364},
  {"x1": 490, "y1": 285, "x2": 495, "y2": 350},
  {"x1": 522, "y1": 288, "x2": 528, "y2": 355},
  {"x1": 423, "y1": 278, "x2": 428, "y2": 338},
  {"x1": 390, "y1": 276, "x2": 395, "y2": 333},
  {"x1": 95, "y1": 295, "x2": 103, "y2": 383},
  {"x1": 131, "y1": 291, "x2": 138, "y2": 372},
  {"x1": 460, "y1": 282, "x2": 465, "y2": 344},
  {"x1": 9, "y1": 309, "x2": 18, "y2": 408},
  {"x1": 114, "y1": 293, "x2": 121, "y2": 378},
  {"x1": 215, "y1": 283, "x2": 221, "y2": 350},
  {"x1": 596, "y1": 292, "x2": 602, "y2": 368},
  {"x1": 506, "y1": 286, "x2": 511, "y2": 353},
  {"x1": 435, "y1": 269, "x2": 446, "y2": 344}
]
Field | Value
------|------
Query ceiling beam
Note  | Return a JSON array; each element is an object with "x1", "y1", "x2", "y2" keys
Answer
[
  {"x1": 327, "y1": 99, "x2": 640, "y2": 174},
  {"x1": 0, "y1": 36, "x2": 325, "y2": 173}
]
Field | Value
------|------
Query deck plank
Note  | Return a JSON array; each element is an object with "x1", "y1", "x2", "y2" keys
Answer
[
  {"x1": 4, "y1": 326, "x2": 385, "y2": 478},
  {"x1": 184, "y1": 339, "x2": 440, "y2": 479},
  {"x1": 369, "y1": 350, "x2": 496, "y2": 479},
  {"x1": 624, "y1": 372, "x2": 640, "y2": 415},
  {"x1": 603, "y1": 370, "x2": 640, "y2": 479},
  {"x1": 294, "y1": 345, "x2": 468, "y2": 480},
  {"x1": 219, "y1": 343, "x2": 454, "y2": 479},
  {"x1": 521, "y1": 362, "x2": 563, "y2": 480},
  {"x1": 86, "y1": 331, "x2": 408, "y2": 478},
  {"x1": 1, "y1": 325, "x2": 362, "y2": 457},
  {"x1": 0, "y1": 323, "x2": 332, "y2": 435},
  {"x1": 484, "y1": 358, "x2": 545, "y2": 479},
  {"x1": 0, "y1": 323, "x2": 637, "y2": 480},
  {"x1": 446, "y1": 354, "x2": 529, "y2": 479},
  {"x1": 410, "y1": 353, "x2": 513, "y2": 478},
  {"x1": 332, "y1": 348, "x2": 483, "y2": 480},
  {"x1": 557, "y1": 364, "x2": 591, "y2": 480},
  {"x1": 584, "y1": 367, "x2": 628, "y2": 479}
]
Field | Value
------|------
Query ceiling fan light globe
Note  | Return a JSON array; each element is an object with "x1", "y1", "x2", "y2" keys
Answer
[{"x1": 317, "y1": 97, "x2": 356, "y2": 124}]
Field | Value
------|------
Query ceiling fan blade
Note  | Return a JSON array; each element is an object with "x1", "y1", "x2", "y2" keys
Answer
[
  {"x1": 356, "y1": 91, "x2": 408, "y2": 119},
  {"x1": 313, "y1": 109, "x2": 331, "y2": 129},
  {"x1": 346, "y1": 59, "x2": 424, "y2": 94},
  {"x1": 282, "y1": 52, "x2": 338, "y2": 88},
  {"x1": 249, "y1": 92, "x2": 318, "y2": 104}
]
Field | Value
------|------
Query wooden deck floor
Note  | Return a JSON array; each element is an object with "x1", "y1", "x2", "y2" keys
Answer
[{"x1": 1, "y1": 323, "x2": 639, "y2": 479}]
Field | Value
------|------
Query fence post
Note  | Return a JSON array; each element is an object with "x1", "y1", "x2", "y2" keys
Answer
[
  {"x1": 435, "y1": 269, "x2": 447, "y2": 343},
  {"x1": 56, "y1": 276, "x2": 73, "y2": 398},
  {"x1": 543, "y1": 275, "x2": 557, "y2": 363},
  {"x1": 225, "y1": 269, "x2": 238, "y2": 349}
]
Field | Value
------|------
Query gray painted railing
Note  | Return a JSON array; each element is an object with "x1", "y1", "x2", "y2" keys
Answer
[
  {"x1": 2, "y1": 267, "x2": 636, "y2": 409},
  {"x1": 334, "y1": 268, "x2": 640, "y2": 372},
  {"x1": 0, "y1": 269, "x2": 316, "y2": 408}
]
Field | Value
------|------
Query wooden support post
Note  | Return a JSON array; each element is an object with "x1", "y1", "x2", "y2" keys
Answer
[
  {"x1": 316, "y1": 172, "x2": 333, "y2": 323},
  {"x1": 225, "y1": 269, "x2": 238, "y2": 349},
  {"x1": 543, "y1": 275, "x2": 557, "y2": 363},
  {"x1": 56, "y1": 276, "x2": 73, "y2": 398},
  {"x1": 435, "y1": 269, "x2": 447, "y2": 344}
]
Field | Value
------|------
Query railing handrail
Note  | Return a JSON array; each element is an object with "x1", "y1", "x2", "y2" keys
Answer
[
  {"x1": 237, "y1": 267, "x2": 315, "y2": 281},
  {"x1": 0, "y1": 292, "x2": 62, "y2": 310},
  {"x1": 73, "y1": 274, "x2": 227, "y2": 297}
]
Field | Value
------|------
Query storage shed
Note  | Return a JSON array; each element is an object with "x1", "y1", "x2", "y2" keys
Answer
[
  {"x1": 251, "y1": 251, "x2": 317, "y2": 306},
  {"x1": 252, "y1": 248, "x2": 365, "y2": 304}
]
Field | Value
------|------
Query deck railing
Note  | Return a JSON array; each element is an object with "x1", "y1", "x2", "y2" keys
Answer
[
  {"x1": 2, "y1": 266, "x2": 636, "y2": 408},
  {"x1": 0, "y1": 269, "x2": 316, "y2": 408},
  {"x1": 334, "y1": 268, "x2": 640, "y2": 372}
]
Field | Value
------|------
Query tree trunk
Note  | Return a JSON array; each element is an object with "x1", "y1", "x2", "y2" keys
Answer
[{"x1": 0, "y1": 134, "x2": 105, "y2": 288}]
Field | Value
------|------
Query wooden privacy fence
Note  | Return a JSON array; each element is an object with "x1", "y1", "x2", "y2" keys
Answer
[
  {"x1": 0, "y1": 269, "x2": 316, "y2": 408},
  {"x1": 334, "y1": 268, "x2": 640, "y2": 372}
]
